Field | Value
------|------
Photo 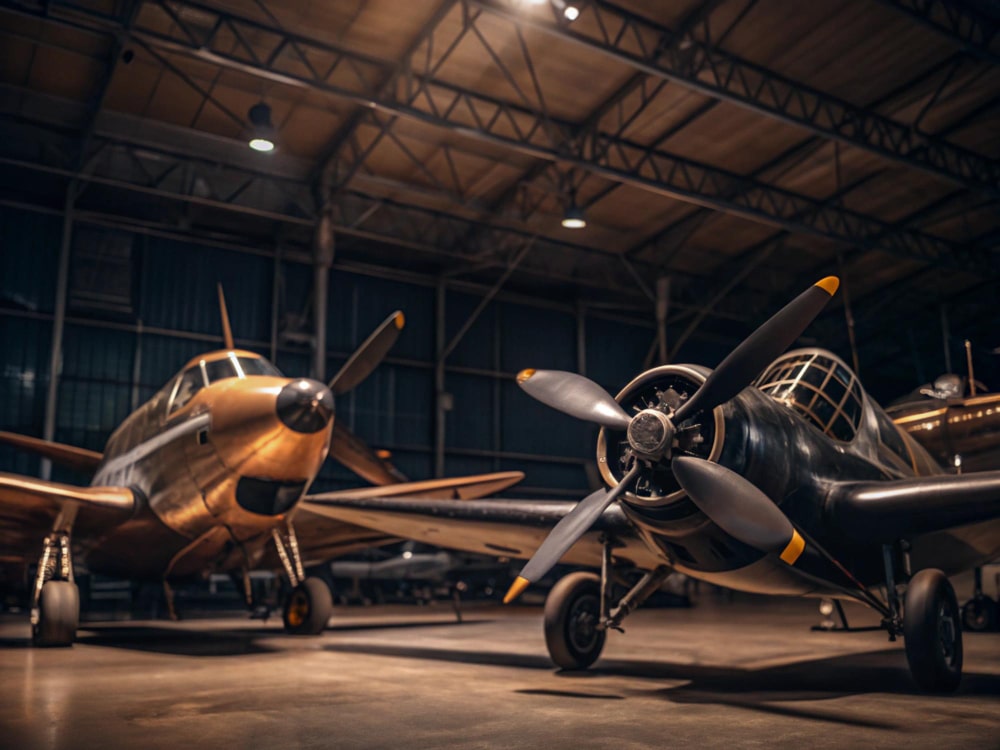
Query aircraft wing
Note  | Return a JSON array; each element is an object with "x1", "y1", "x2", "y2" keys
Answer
[
  {"x1": 306, "y1": 471, "x2": 525, "y2": 502},
  {"x1": 299, "y1": 494, "x2": 665, "y2": 570},
  {"x1": 256, "y1": 505, "x2": 400, "y2": 569},
  {"x1": 0, "y1": 431, "x2": 102, "y2": 473},
  {"x1": 0, "y1": 472, "x2": 135, "y2": 564},
  {"x1": 825, "y1": 470, "x2": 1000, "y2": 542},
  {"x1": 270, "y1": 472, "x2": 528, "y2": 570}
]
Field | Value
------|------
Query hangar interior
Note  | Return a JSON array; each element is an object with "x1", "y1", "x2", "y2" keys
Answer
[
  {"x1": 1, "y1": 0, "x2": 998, "y2": 500},
  {"x1": 0, "y1": 0, "x2": 999, "y2": 745}
]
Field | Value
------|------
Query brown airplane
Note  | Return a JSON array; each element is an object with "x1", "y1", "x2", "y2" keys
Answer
[{"x1": 0, "y1": 288, "x2": 522, "y2": 646}]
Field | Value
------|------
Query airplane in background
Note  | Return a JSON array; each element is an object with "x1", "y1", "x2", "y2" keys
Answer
[
  {"x1": 304, "y1": 277, "x2": 1000, "y2": 692},
  {"x1": 886, "y1": 357, "x2": 1000, "y2": 632},
  {"x1": 0, "y1": 288, "x2": 522, "y2": 646}
]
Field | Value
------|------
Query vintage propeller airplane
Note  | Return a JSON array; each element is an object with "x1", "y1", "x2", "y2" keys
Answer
[
  {"x1": 305, "y1": 277, "x2": 1000, "y2": 692},
  {"x1": 0, "y1": 288, "x2": 522, "y2": 646}
]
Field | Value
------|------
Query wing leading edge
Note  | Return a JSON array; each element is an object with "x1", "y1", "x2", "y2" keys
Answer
[
  {"x1": 825, "y1": 470, "x2": 1000, "y2": 542},
  {"x1": 300, "y1": 494, "x2": 664, "y2": 570}
]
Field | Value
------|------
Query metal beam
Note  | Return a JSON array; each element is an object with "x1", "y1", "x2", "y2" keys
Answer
[
  {"x1": 472, "y1": 0, "x2": 1000, "y2": 195},
  {"x1": 13, "y1": 0, "x2": 994, "y2": 275},
  {"x1": 875, "y1": 0, "x2": 1000, "y2": 67}
]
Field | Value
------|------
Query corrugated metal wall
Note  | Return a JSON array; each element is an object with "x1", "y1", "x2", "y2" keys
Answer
[{"x1": 0, "y1": 205, "x2": 658, "y2": 498}]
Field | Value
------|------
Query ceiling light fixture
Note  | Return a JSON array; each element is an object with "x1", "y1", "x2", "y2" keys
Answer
[
  {"x1": 248, "y1": 102, "x2": 276, "y2": 152},
  {"x1": 561, "y1": 203, "x2": 587, "y2": 229},
  {"x1": 564, "y1": 5, "x2": 580, "y2": 20}
]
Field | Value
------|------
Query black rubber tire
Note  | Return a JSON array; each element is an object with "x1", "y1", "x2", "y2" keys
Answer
[
  {"x1": 283, "y1": 577, "x2": 333, "y2": 635},
  {"x1": 961, "y1": 595, "x2": 997, "y2": 633},
  {"x1": 903, "y1": 569, "x2": 963, "y2": 692},
  {"x1": 543, "y1": 572, "x2": 606, "y2": 670},
  {"x1": 33, "y1": 581, "x2": 79, "y2": 647}
]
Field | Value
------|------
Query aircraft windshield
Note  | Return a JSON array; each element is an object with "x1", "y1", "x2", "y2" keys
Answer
[
  {"x1": 755, "y1": 350, "x2": 864, "y2": 442},
  {"x1": 203, "y1": 354, "x2": 283, "y2": 384}
]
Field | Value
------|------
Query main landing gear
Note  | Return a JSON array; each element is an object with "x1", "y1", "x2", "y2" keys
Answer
[
  {"x1": 879, "y1": 544, "x2": 963, "y2": 692},
  {"x1": 272, "y1": 521, "x2": 332, "y2": 635},
  {"x1": 542, "y1": 538, "x2": 670, "y2": 670},
  {"x1": 31, "y1": 533, "x2": 79, "y2": 647}
]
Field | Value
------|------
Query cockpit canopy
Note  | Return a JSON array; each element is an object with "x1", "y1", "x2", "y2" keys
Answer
[
  {"x1": 168, "y1": 351, "x2": 283, "y2": 413},
  {"x1": 755, "y1": 350, "x2": 864, "y2": 443}
]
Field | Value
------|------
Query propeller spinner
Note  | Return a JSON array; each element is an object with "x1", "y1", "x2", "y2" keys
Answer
[{"x1": 503, "y1": 276, "x2": 839, "y2": 602}]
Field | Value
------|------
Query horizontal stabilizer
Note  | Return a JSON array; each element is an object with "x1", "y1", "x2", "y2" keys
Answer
[
  {"x1": 308, "y1": 471, "x2": 524, "y2": 503},
  {"x1": 826, "y1": 470, "x2": 1000, "y2": 542},
  {"x1": 0, "y1": 431, "x2": 102, "y2": 473}
]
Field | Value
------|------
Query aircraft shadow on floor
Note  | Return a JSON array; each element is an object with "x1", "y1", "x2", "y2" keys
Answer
[
  {"x1": 15, "y1": 616, "x2": 493, "y2": 657},
  {"x1": 322, "y1": 639, "x2": 1000, "y2": 714}
]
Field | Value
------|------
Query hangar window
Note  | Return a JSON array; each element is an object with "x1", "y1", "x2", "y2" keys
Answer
[{"x1": 755, "y1": 350, "x2": 864, "y2": 443}]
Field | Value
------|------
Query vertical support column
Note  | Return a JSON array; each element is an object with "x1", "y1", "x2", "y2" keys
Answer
[
  {"x1": 655, "y1": 276, "x2": 671, "y2": 366},
  {"x1": 270, "y1": 243, "x2": 282, "y2": 363},
  {"x1": 130, "y1": 319, "x2": 143, "y2": 412},
  {"x1": 940, "y1": 303, "x2": 952, "y2": 373},
  {"x1": 41, "y1": 184, "x2": 76, "y2": 480},
  {"x1": 434, "y1": 279, "x2": 447, "y2": 478},
  {"x1": 575, "y1": 298, "x2": 587, "y2": 376},
  {"x1": 312, "y1": 211, "x2": 335, "y2": 382},
  {"x1": 493, "y1": 307, "x2": 502, "y2": 473}
]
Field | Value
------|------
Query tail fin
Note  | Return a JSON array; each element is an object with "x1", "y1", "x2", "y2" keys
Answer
[{"x1": 217, "y1": 283, "x2": 235, "y2": 350}]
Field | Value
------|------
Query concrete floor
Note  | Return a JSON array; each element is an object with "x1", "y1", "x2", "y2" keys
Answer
[{"x1": 1, "y1": 597, "x2": 997, "y2": 750}]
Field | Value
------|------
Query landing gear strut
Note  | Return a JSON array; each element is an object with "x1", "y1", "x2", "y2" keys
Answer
[
  {"x1": 31, "y1": 533, "x2": 79, "y2": 647},
  {"x1": 542, "y1": 538, "x2": 670, "y2": 670},
  {"x1": 273, "y1": 521, "x2": 332, "y2": 635}
]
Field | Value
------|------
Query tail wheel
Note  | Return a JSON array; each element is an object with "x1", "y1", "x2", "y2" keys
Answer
[
  {"x1": 961, "y1": 595, "x2": 997, "y2": 632},
  {"x1": 904, "y1": 569, "x2": 963, "y2": 692},
  {"x1": 283, "y1": 577, "x2": 333, "y2": 635},
  {"x1": 33, "y1": 581, "x2": 79, "y2": 647},
  {"x1": 543, "y1": 572, "x2": 606, "y2": 670}
]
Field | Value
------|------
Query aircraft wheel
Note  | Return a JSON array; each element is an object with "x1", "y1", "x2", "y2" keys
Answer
[
  {"x1": 961, "y1": 595, "x2": 997, "y2": 632},
  {"x1": 544, "y1": 572, "x2": 606, "y2": 670},
  {"x1": 33, "y1": 581, "x2": 79, "y2": 647},
  {"x1": 904, "y1": 569, "x2": 962, "y2": 692},
  {"x1": 283, "y1": 577, "x2": 333, "y2": 635}
]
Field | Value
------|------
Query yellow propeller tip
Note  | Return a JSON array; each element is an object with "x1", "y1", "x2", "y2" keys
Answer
[
  {"x1": 779, "y1": 529, "x2": 806, "y2": 565},
  {"x1": 516, "y1": 369, "x2": 536, "y2": 384},
  {"x1": 503, "y1": 576, "x2": 530, "y2": 604},
  {"x1": 815, "y1": 276, "x2": 840, "y2": 296},
  {"x1": 394, "y1": 312, "x2": 405, "y2": 330}
]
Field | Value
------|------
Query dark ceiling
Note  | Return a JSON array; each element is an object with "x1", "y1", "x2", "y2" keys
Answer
[{"x1": 0, "y1": 0, "x2": 998, "y2": 400}]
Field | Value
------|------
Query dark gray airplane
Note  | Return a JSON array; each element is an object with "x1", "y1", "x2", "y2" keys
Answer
[{"x1": 305, "y1": 277, "x2": 1000, "y2": 692}]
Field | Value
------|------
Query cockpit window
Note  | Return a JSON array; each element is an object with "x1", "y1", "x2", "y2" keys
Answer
[
  {"x1": 755, "y1": 351, "x2": 864, "y2": 442},
  {"x1": 237, "y1": 356, "x2": 282, "y2": 377},
  {"x1": 169, "y1": 366, "x2": 206, "y2": 413},
  {"x1": 204, "y1": 357, "x2": 238, "y2": 384},
  {"x1": 200, "y1": 354, "x2": 283, "y2": 385}
]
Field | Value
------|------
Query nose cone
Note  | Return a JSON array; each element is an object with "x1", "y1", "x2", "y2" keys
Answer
[{"x1": 277, "y1": 379, "x2": 334, "y2": 433}]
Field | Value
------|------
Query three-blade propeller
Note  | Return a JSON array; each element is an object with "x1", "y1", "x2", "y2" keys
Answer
[{"x1": 503, "y1": 277, "x2": 838, "y2": 602}]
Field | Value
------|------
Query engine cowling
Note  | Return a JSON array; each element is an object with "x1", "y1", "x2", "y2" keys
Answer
[{"x1": 597, "y1": 364, "x2": 725, "y2": 507}]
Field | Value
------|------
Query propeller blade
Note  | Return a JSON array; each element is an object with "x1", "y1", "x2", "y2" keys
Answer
[
  {"x1": 504, "y1": 464, "x2": 641, "y2": 603},
  {"x1": 328, "y1": 311, "x2": 405, "y2": 395},
  {"x1": 672, "y1": 456, "x2": 804, "y2": 565},
  {"x1": 672, "y1": 277, "x2": 838, "y2": 423},
  {"x1": 516, "y1": 369, "x2": 632, "y2": 431},
  {"x1": 328, "y1": 420, "x2": 407, "y2": 485}
]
